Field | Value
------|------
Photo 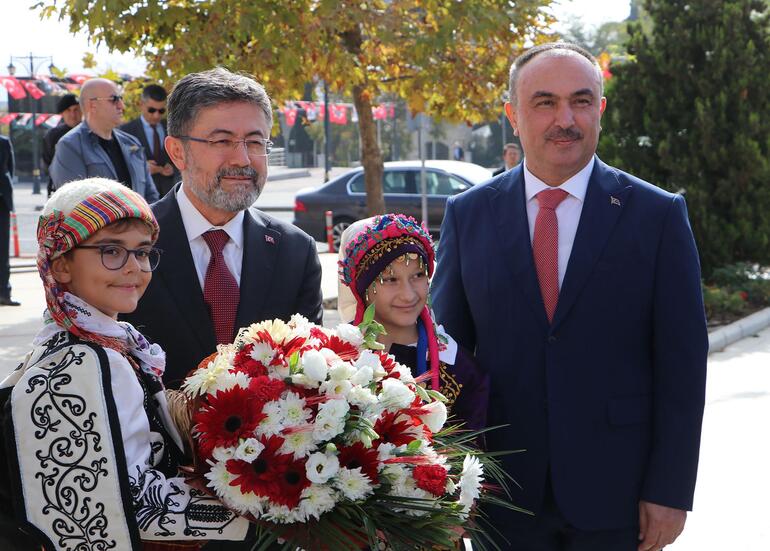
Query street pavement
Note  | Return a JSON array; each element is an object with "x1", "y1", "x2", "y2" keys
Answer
[{"x1": 2, "y1": 170, "x2": 768, "y2": 549}]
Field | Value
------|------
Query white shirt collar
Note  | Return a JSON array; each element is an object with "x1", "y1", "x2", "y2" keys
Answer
[
  {"x1": 523, "y1": 156, "x2": 595, "y2": 203},
  {"x1": 176, "y1": 183, "x2": 245, "y2": 249}
]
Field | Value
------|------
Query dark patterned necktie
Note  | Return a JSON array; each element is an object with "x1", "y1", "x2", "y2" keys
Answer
[{"x1": 202, "y1": 230, "x2": 239, "y2": 344}]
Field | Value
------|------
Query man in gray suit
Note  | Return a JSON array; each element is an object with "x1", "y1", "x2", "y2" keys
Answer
[
  {"x1": 50, "y1": 78, "x2": 159, "y2": 202},
  {"x1": 0, "y1": 135, "x2": 18, "y2": 306}
]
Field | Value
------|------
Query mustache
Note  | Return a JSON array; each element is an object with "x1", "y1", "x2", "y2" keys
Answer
[
  {"x1": 545, "y1": 127, "x2": 583, "y2": 141},
  {"x1": 215, "y1": 167, "x2": 259, "y2": 186}
]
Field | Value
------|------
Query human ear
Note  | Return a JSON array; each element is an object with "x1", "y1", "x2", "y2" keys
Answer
[
  {"x1": 504, "y1": 101, "x2": 519, "y2": 136},
  {"x1": 50, "y1": 256, "x2": 73, "y2": 285},
  {"x1": 164, "y1": 136, "x2": 187, "y2": 170}
]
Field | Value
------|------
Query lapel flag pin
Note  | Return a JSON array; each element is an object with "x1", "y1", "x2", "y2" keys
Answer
[
  {"x1": 265, "y1": 235, "x2": 275, "y2": 244},
  {"x1": 610, "y1": 196, "x2": 621, "y2": 207}
]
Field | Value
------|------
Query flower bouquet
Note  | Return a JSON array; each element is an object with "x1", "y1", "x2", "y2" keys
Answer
[{"x1": 180, "y1": 308, "x2": 523, "y2": 550}]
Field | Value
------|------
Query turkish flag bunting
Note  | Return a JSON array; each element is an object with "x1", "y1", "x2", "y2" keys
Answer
[
  {"x1": 44, "y1": 114, "x2": 62, "y2": 128},
  {"x1": 329, "y1": 104, "x2": 347, "y2": 125},
  {"x1": 0, "y1": 113, "x2": 17, "y2": 125},
  {"x1": 372, "y1": 105, "x2": 387, "y2": 120},
  {"x1": 16, "y1": 113, "x2": 33, "y2": 125},
  {"x1": 34, "y1": 114, "x2": 50, "y2": 126},
  {"x1": 1, "y1": 76, "x2": 28, "y2": 99},
  {"x1": 284, "y1": 108, "x2": 297, "y2": 127},
  {"x1": 22, "y1": 80, "x2": 46, "y2": 100},
  {"x1": 67, "y1": 73, "x2": 91, "y2": 85},
  {"x1": 65, "y1": 83, "x2": 80, "y2": 92}
]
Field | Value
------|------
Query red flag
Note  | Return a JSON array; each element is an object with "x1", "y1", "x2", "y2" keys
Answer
[
  {"x1": 67, "y1": 73, "x2": 91, "y2": 85},
  {"x1": 372, "y1": 105, "x2": 387, "y2": 120},
  {"x1": 34, "y1": 114, "x2": 50, "y2": 126},
  {"x1": 0, "y1": 76, "x2": 27, "y2": 99},
  {"x1": 0, "y1": 113, "x2": 17, "y2": 125},
  {"x1": 65, "y1": 83, "x2": 80, "y2": 92},
  {"x1": 44, "y1": 114, "x2": 61, "y2": 128},
  {"x1": 329, "y1": 104, "x2": 347, "y2": 125},
  {"x1": 16, "y1": 113, "x2": 33, "y2": 126},
  {"x1": 22, "y1": 80, "x2": 46, "y2": 100},
  {"x1": 284, "y1": 108, "x2": 297, "y2": 127}
]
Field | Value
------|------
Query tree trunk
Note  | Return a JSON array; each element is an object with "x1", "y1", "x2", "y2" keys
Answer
[{"x1": 352, "y1": 85, "x2": 385, "y2": 216}]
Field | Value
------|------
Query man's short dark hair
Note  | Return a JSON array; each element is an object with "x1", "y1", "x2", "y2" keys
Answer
[
  {"x1": 508, "y1": 42, "x2": 603, "y2": 105},
  {"x1": 141, "y1": 84, "x2": 168, "y2": 102},
  {"x1": 503, "y1": 142, "x2": 521, "y2": 153},
  {"x1": 166, "y1": 67, "x2": 273, "y2": 137},
  {"x1": 56, "y1": 93, "x2": 79, "y2": 114}
]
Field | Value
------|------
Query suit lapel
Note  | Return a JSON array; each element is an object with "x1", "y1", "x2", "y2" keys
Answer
[
  {"x1": 132, "y1": 119, "x2": 152, "y2": 156},
  {"x1": 234, "y1": 208, "x2": 282, "y2": 332},
  {"x1": 488, "y1": 167, "x2": 549, "y2": 328},
  {"x1": 551, "y1": 159, "x2": 632, "y2": 330},
  {"x1": 154, "y1": 188, "x2": 216, "y2": 351}
]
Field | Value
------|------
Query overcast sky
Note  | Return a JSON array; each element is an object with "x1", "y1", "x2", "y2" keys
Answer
[{"x1": 1, "y1": 1, "x2": 630, "y2": 78}]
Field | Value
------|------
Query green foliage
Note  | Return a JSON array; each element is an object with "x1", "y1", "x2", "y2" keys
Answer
[
  {"x1": 702, "y1": 263, "x2": 770, "y2": 324},
  {"x1": 598, "y1": 0, "x2": 770, "y2": 275}
]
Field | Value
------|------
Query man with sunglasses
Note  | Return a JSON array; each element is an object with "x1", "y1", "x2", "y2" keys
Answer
[
  {"x1": 50, "y1": 78, "x2": 159, "y2": 202},
  {"x1": 120, "y1": 84, "x2": 179, "y2": 196}
]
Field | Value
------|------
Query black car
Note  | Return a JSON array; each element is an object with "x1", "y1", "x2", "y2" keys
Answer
[{"x1": 292, "y1": 160, "x2": 492, "y2": 248}]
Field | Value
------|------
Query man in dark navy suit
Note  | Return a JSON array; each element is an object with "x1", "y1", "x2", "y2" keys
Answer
[
  {"x1": 432, "y1": 42, "x2": 708, "y2": 550},
  {"x1": 0, "y1": 135, "x2": 18, "y2": 306}
]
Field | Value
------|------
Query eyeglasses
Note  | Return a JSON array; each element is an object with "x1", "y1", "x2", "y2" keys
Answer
[
  {"x1": 76, "y1": 244, "x2": 162, "y2": 272},
  {"x1": 147, "y1": 107, "x2": 166, "y2": 114},
  {"x1": 90, "y1": 95, "x2": 124, "y2": 105},
  {"x1": 177, "y1": 135, "x2": 273, "y2": 156}
]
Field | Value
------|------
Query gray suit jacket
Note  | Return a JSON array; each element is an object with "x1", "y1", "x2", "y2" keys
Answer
[
  {"x1": 50, "y1": 121, "x2": 159, "y2": 202},
  {"x1": 119, "y1": 118, "x2": 179, "y2": 197}
]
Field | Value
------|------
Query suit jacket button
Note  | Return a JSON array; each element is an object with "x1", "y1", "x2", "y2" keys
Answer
[{"x1": 548, "y1": 335, "x2": 557, "y2": 343}]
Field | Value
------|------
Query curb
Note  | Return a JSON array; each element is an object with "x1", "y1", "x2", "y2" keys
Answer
[
  {"x1": 266, "y1": 169, "x2": 311, "y2": 182},
  {"x1": 708, "y1": 306, "x2": 770, "y2": 354}
]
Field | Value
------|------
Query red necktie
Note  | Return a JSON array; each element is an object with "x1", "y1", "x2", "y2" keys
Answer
[
  {"x1": 151, "y1": 124, "x2": 162, "y2": 163},
  {"x1": 202, "y1": 230, "x2": 240, "y2": 345},
  {"x1": 533, "y1": 188, "x2": 569, "y2": 323}
]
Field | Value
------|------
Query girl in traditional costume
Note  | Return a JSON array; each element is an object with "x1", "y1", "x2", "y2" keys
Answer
[
  {"x1": 338, "y1": 214, "x2": 488, "y2": 430},
  {"x1": 0, "y1": 179, "x2": 249, "y2": 550}
]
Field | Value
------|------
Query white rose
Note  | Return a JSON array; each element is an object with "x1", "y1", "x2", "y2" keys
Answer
[
  {"x1": 354, "y1": 350, "x2": 381, "y2": 370},
  {"x1": 350, "y1": 365, "x2": 373, "y2": 387},
  {"x1": 336, "y1": 323, "x2": 365, "y2": 347},
  {"x1": 347, "y1": 385, "x2": 378, "y2": 408},
  {"x1": 305, "y1": 452, "x2": 340, "y2": 484},
  {"x1": 234, "y1": 438, "x2": 265, "y2": 462},
  {"x1": 328, "y1": 361, "x2": 356, "y2": 381},
  {"x1": 379, "y1": 378, "x2": 415, "y2": 411},
  {"x1": 302, "y1": 349, "x2": 328, "y2": 383},
  {"x1": 418, "y1": 400, "x2": 448, "y2": 433}
]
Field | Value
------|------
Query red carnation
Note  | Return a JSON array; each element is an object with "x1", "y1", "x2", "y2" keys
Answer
[
  {"x1": 338, "y1": 442, "x2": 380, "y2": 484},
  {"x1": 193, "y1": 386, "x2": 265, "y2": 459},
  {"x1": 227, "y1": 435, "x2": 310, "y2": 508},
  {"x1": 248, "y1": 375, "x2": 286, "y2": 403},
  {"x1": 413, "y1": 464, "x2": 448, "y2": 497},
  {"x1": 373, "y1": 411, "x2": 419, "y2": 448},
  {"x1": 233, "y1": 344, "x2": 268, "y2": 378}
]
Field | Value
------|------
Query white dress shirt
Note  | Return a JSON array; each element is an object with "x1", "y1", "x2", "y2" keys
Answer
[
  {"x1": 524, "y1": 157, "x2": 594, "y2": 287},
  {"x1": 176, "y1": 184, "x2": 244, "y2": 291}
]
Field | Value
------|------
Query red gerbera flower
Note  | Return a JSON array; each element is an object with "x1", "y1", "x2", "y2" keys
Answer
[
  {"x1": 373, "y1": 411, "x2": 419, "y2": 448},
  {"x1": 193, "y1": 386, "x2": 266, "y2": 459},
  {"x1": 232, "y1": 344, "x2": 269, "y2": 378},
  {"x1": 375, "y1": 351, "x2": 399, "y2": 375},
  {"x1": 323, "y1": 335, "x2": 360, "y2": 361},
  {"x1": 227, "y1": 435, "x2": 310, "y2": 509},
  {"x1": 248, "y1": 375, "x2": 286, "y2": 403},
  {"x1": 338, "y1": 441, "x2": 380, "y2": 484},
  {"x1": 413, "y1": 464, "x2": 448, "y2": 497}
]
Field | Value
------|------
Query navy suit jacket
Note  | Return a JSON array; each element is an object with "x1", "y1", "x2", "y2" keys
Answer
[
  {"x1": 119, "y1": 118, "x2": 179, "y2": 197},
  {"x1": 123, "y1": 186, "x2": 323, "y2": 388},
  {"x1": 431, "y1": 157, "x2": 708, "y2": 534}
]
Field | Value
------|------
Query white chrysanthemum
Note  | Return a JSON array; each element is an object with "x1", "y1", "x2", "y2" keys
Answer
[
  {"x1": 280, "y1": 430, "x2": 316, "y2": 459},
  {"x1": 288, "y1": 313, "x2": 313, "y2": 338},
  {"x1": 211, "y1": 446, "x2": 236, "y2": 462},
  {"x1": 347, "y1": 385, "x2": 378, "y2": 408},
  {"x1": 299, "y1": 484, "x2": 338, "y2": 521},
  {"x1": 418, "y1": 400, "x2": 448, "y2": 433},
  {"x1": 391, "y1": 482, "x2": 432, "y2": 517},
  {"x1": 319, "y1": 378, "x2": 353, "y2": 398},
  {"x1": 391, "y1": 363, "x2": 416, "y2": 384},
  {"x1": 458, "y1": 455, "x2": 484, "y2": 513},
  {"x1": 379, "y1": 378, "x2": 415, "y2": 411},
  {"x1": 377, "y1": 442, "x2": 397, "y2": 462},
  {"x1": 249, "y1": 341, "x2": 277, "y2": 365},
  {"x1": 305, "y1": 451, "x2": 340, "y2": 483},
  {"x1": 301, "y1": 349, "x2": 328, "y2": 383},
  {"x1": 204, "y1": 460, "x2": 236, "y2": 498},
  {"x1": 241, "y1": 319, "x2": 292, "y2": 345},
  {"x1": 336, "y1": 323, "x2": 365, "y2": 347},
  {"x1": 181, "y1": 348, "x2": 234, "y2": 397},
  {"x1": 328, "y1": 361, "x2": 356, "y2": 381},
  {"x1": 313, "y1": 399, "x2": 350, "y2": 442},
  {"x1": 256, "y1": 400, "x2": 284, "y2": 437},
  {"x1": 279, "y1": 392, "x2": 311, "y2": 425},
  {"x1": 234, "y1": 437, "x2": 264, "y2": 462},
  {"x1": 349, "y1": 365, "x2": 373, "y2": 386},
  {"x1": 334, "y1": 467, "x2": 374, "y2": 501},
  {"x1": 207, "y1": 371, "x2": 251, "y2": 395},
  {"x1": 264, "y1": 503, "x2": 305, "y2": 524}
]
